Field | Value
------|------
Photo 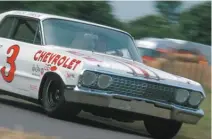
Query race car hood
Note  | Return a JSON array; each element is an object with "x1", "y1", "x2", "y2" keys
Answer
[{"x1": 49, "y1": 46, "x2": 204, "y2": 92}]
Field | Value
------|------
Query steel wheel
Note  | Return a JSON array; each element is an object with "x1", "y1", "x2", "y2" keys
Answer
[
  {"x1": 46, "y1": 80, "x2": 62, "y2": 108},
  {"x1": 41, "y1": 74, "x2": 81, "y2": 118}
]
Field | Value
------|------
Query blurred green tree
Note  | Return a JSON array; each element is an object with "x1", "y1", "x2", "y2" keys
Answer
[
  {"x1": 155, "y1": 1, "x2": 182, "y2": 23},
  {"x1": 0, "y1": 1, "x2": 24, "y2": 12},
  {"x1": 0, "y1": 1, "x2": 126, "y2": 30},
  {"x1": 0, "y1": 1, "x2": 210, "y2": 45},
  {"x1": 128, "y1": 15, "x2": 185, "y2": 39},
  {"x1": 179, "y1": 1, "x2": 211, "y2": 45}
]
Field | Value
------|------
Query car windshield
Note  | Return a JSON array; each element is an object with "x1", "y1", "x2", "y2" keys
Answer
[{"x1": 42, "y1": 18, "x2": 140, "y2": 61}]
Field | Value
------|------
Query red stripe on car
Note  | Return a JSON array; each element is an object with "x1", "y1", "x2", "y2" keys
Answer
[{"x1": 126, "y1": 62, "x2": 150, "y2": 78}]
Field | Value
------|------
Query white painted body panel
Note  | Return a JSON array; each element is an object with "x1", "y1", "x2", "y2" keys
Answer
[{"x1": 0, "y1": 11, "x2": 205, "y2": 101}]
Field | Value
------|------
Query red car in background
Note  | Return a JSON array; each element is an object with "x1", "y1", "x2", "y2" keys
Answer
[
  {"x1": 135, "y1": 38, "x2": 175, "y2": 63},
  {"x1": 165, "y1": 38, "x2": 211, "y2": 65},
  {"x1": 135, "y1": 38, "x2": 211, "y2": 65}
]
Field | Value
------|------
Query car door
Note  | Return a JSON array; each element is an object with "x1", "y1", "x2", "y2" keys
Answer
[
  {"x1": 0, "y1": 16, "x2": 18, "y2": 92},
  {"x1": 0, "y1": 15, "x2": 44, "y2": 99}
]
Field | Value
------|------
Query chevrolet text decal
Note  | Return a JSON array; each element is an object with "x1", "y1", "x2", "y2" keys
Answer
[{"x1": 34, "y1": 50, "x2": 81, "y2": 70}]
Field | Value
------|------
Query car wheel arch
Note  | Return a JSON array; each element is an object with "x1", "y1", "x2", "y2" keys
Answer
[{"x1": 38, "y1": 71, "x2": 66, "y2": 104}]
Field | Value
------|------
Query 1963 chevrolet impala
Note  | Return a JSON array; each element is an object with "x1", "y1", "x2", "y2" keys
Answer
[{"x1": 0, "y1": 11, "x2": 206, "y2": 139}]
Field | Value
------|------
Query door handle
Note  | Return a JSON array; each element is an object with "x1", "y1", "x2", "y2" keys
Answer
[{"x1": 0, "y1": 44, "x2": 3, "y2": 48}]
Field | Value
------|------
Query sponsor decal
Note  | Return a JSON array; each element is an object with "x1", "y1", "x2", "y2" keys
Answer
[
  {"x1": 32, "y1": 64, "x2": 52, "y2": 76},
  {"x1": 65, "y1": 72, "x2": 75, "y2": 79},
  {"x1": 17, "y1": 88, "x2": 28, "y2": 92},
  {"x1": 43, "y1": 64, "x2": 51, "y2": 74},
  {"x1": 32, "y1": 64, "x2": 44, "y2": 77},
  {"x1": 34, "y1": 50, "x2": 81, "y2": 71},
  {"x1": 16, "y1": 11, "x2": 42, "y2": 18},
  {"x1": 30, "y1": 84, "x2": 38, "y2": 91},
  {"x1": 50, "y1": 66, "x2": 57, "y2": 71}
]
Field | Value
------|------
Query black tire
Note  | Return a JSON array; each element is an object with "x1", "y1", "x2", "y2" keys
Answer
[
  {"x1": 41, "y1": 74, "x2": 81, "y2": 119},
  {"x1": 144, "y1": 117, "x2": 182, "y2": 139}
]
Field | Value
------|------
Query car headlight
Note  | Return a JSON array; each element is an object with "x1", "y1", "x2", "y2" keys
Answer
[
  {"x1": 97, "y1": 74, "x2": 113, "y2": 89},
  {"x1": 175, "y1": 89, "x2": 190, "y2": 103},
  {"x1": 188, "y1": 91, "x2": 203, "y2": 106},
  {"x1": 81, "y1": 71, "x2": 97, "y2": 86}
]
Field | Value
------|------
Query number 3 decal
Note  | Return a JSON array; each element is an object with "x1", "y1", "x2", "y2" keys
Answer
[{"x1": 1, "y1": 45, "x2": 20, "y2": 83}]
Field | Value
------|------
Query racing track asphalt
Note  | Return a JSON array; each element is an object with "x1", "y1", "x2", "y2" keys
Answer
[{"x1": 0, "y1": 94, "x2": 152, "y2": 139}]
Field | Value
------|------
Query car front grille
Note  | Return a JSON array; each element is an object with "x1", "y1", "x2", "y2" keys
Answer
[
  {"x1": 107, "y1": 75, "x2": 176, "y2": 102},
  {"x1": 80, "y1": 73, "x2": 176, "y2": 103}
]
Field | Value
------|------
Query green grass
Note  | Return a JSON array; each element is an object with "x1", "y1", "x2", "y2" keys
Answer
[{"x1": 176, "y1": 90, "x2": 211, "y2": 139}]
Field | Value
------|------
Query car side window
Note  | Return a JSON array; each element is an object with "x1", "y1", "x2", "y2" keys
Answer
[
  {"x1": 0, "y1": 17, "x2": 16, "y2": 38},
  {"x1": 12, "y1": 18, "x2": 41, "y2": 45}
]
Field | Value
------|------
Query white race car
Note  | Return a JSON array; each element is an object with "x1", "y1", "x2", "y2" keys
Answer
[{"x1": 0, "y1": 11, "x2": 206, "y2": 139}]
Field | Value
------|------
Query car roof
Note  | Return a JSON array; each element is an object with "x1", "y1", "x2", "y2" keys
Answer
[
  {"x1": 135, "y1": 40, "x2": 157, "y2": 49},
  {"x1": 136, "y1": 37, "x2": 211, "y2": 64},
  {"x1": 135, "y1": 38, "x2": 179, "y2": 50},
  {"x1": 165, "y1": 38, "x2": 211, "y2": 64},
  {"x1": 1, "y1": 10, "x2": 131, "y2": 36}
]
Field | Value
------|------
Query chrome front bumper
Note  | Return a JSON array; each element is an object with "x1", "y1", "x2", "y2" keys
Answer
[{"x1": 64, "y1": 86, "x2": 204, "y2": 124}]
